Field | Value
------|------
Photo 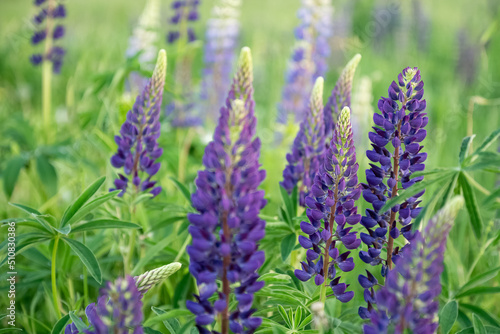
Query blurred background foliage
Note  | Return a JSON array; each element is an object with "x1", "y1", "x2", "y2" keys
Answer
[{"x1": 0, "y1": 0, "x2": 499, "y2": 333}]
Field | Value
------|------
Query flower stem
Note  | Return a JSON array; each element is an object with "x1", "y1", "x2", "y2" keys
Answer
[
  {"x1": 42, "y1": 0, "x2": 55, "y2": 143},
  {"x1": 51, "y1": 235, "x2": 62, "y2": 318}
]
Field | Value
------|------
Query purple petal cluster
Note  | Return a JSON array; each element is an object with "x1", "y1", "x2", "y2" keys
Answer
[
  {"x1": 362, "y1": 198, "x2": 463, "y2": 334},
  {"x1": 65, "y1": 276, "x2": 144, "y2": 334},
  {"x1": 323, "y1": 54, "x2": 362, "y2": 140},
  {"x1": 186, "y1": 48, "x2": 266, "y2": 333},
  {"x1": 294, "y1": 107, "x2": 361, "y2": 303},
  {"x1": 110, "y1": 50, "x2": 167, "y2": 197},
  {"x1": 359, "y1": 67, "x2": 427, "y2": 272},
  {"x1": 276, "y1": 0, "x2": 333, "y2": 124},
  {"x1": 30, "y1": 0, "x2": 66, "y2": 73},
  {"x1": 167, "y1": 0, "x2": 201, "y2": 44},
  {"x1": 200, "y1": 0, "x2": 242, "y2": 122},
  {"x1": 281, "y1": 77, "x2": 325, "y2": 206}
]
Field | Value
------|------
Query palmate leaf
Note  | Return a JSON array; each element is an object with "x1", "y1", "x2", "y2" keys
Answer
[
  {"x1": 150, "y1": 306, "x2": 182, "y2": 333},
  {"x1": 9, "y1": 203, "x2": 54, "y2": 234},
  {"x1": 472, "y1": 128, "x2": 500, "y2": 155},
  {"x1": 440, "y1": 300, "x2": 458, "y2": 334},
  {"x1": 458, "y1": 172, "x2": 483, "y2": 238},
  {"x1": 455, "y1": 287, "x2": 500, "y2": 299},
  {"x1": 64, "y1": 190, "x2": 121, "y2": 227},
  {"x1": 62, "y1": 237, "x2": 102, "y2": 283},
  {"x1": 456, "y1": 266, "x2": 500, "y2": 296},
  {"x1": 60, "y1": 176, "x2": 106, "y2": 227}
]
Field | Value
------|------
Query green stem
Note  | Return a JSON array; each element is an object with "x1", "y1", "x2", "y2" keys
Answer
[
  {"x1": 42, "y1": 0, "x2": 54, "y2": 142},
  {"x1": 51, "y1": 235, "x2": 62, "y2": 318},
  {"x1": 175, "y1": 234, "x2": 191, "y2": 262},
  {"x1": 320, "y1": 283, "x2": 327, "y2": 304},
  {"x1": 125, "y1": 229, "x2": 137, "y2": 275}
]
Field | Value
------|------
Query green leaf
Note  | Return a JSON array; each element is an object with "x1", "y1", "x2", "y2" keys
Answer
[
  {"x1": 459, "y1": 172, "x2": 483, "y2": 238},
  {"x1": 293, "y1": 307, "x2": 303, "y2": 329},
  {"x1": 143, "y1": 308, "x2": 192, "y2": 327},
  {"x1": 466, "y1": 152, "x2": 500, "y2": 171},
  {"x1": 259, "y1": 273, "x2": 292, "y2": 284},
  {"x1": 279, "y1": 185, "x2": 295, "y2": 227},
  {"x1": 64, "y1": 190, "x2": 121, "y2": 227},
  {"x1": 459, "y1": 135, "x2": 475, "y2": 165},
  {"x1": 71, "y1": 219, "x2": 141, "y2": 233},
  {"x1": 169, "y1": 177, "x2": 192, "y2": 204},
  {"x1": 62, "y1": 237, "x2": 102, "y2": 283},
  {"x1": 68, "y1": 311, "x2": 88, "y2": 331},
  {"x1": 456, "y1": 287, "x2": 500, "y2": 299},
  {"x1": 473, "y1": 314, "x2": 487, "y2": 334},
  {"x1": 0, "y1": 329, "x2": 22, "y2": 332},
  {"x1": 51, "y1": 314, "x2": 70, "y2": 334},
  {"x1": 278, "y1": 305, "x2": 291, "y2": 328},
  {"x1": 151, "y1": 306, "x2": 181, "y2": 333},
  {"x1": 9, "y1": 203, "x2": 54, "y2": 234},
  {"x1": 131, "y1": 234, "x2": 175, "y2": 275},
  {"x1": 143, "y1": 327, "x2": 164, "y2": 334},
  {"x1": 3, "y1": 156, "x2": 26, "y2": 198},
  {"x1": 460, "y1": 303, "x2": 500, "y2": 327},
  {"x1": 457, "y1": 266, "x2": 500, "y2": 296},
  {"x1": 280, "y1": 233, "x2": 296, "y2": 261},
  {"x1": 61, "y1": 176, "x2": 106, "y2": 227},
  {"x1": 483, "y1": 187, "x2": 500, "y2": 206},
  {"x1": 380, "y1": 172, "x2": 455, "y2": 213},
  {"x1": 36, "y1": 155, "x2": 58, "y2": 197},
  {"x1": 439, "y1": 300, "x2": 458, "y2": 334},
  {"x1": 473, "y1": 128, "x2": 500, "y2": 155}
]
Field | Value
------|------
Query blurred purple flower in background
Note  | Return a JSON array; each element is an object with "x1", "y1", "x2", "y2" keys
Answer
[
  {"x1": 110, "y1": 50, "x2": 167, "y2": 197},
  {"x1": 281, "y1": 77, "x2": 325, "y2": 205},
  {"x1": 295, "y1": 107, "x2": 361, "y2": 303},
  {"x1": 30, "y1": 0, "x2": 66, "y2": 73},
  {"x1": 167, "y1": 0, "x2": 201, "y2": 44},
  {"x1": 201, "y1": 0, "x2": 242, "y2": 123},
  {"x1": 186, "y1": 47, "x2": 266, "y2": 333},
  {"x1": 277, "y1": 0, "x2": 333, "y2": 124},
  {"x1": 362, "y1": 197, "x2": 463, "y2": 333}
]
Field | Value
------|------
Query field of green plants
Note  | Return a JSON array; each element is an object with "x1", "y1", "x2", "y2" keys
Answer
[{"x1": 0, "y1": 0, "x2": 499, "y2": 333}]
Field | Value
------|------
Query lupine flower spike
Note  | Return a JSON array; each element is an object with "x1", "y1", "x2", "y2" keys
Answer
[
  {"x1": 110, "y1": 50, "x2": 167, "y2": 197},
  {"x1": 201, "y1": 0, "x2": 242, "y2": 122},
  {"x1": 358, "y1": 67, "x2": 427, "y2": 320},
  {"x1": 363, "y1": 197, "x2": 463, "y2": 334},
  {"x1": 324, "y1": 54, "x2": 362, "y2": 139},
  {"x1": 65, "y1": 276, "x2": 143, "y2": 334},
  {"x1": 134, "y1": 262, "x2": 182, "y2": 294},
  {"x1": 295, "y1": 107, "x2": 361, "y2": 303},
  {"x1": 126, "y1": 0, "x2": 161, "y2": 93},
  {"x1": 30, "y1": 0, "x2": 66, "y2": 73},
  {"x1": 65, "y1": 264, "x2": 180, "y2": 333},
  {"x1": 186, "y1": 47, "x2": 266, "y2": 334},
  {"x1": 277, "y1": 0, "x2": 333, "y2": 124},
  {"x1": 281, "y1": 77, "x2": 325, "y2": 206},
  {"x1": 167, "y1": 0, "x2": 201, "y2": 44}
]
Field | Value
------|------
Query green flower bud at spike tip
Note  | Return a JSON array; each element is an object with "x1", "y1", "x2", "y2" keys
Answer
[
  {"x1": 153, "y1": 49, "x2": 167, "y2": 94},
  {"x1": 233, "y1": 46, "x2": 253, "y2": 99},
  {"x1": 324, "y1": 54, "x2": 362, "y2": 137},
  {"x1": 134, "y1": 262, "x2": 182, "y2": 294}
]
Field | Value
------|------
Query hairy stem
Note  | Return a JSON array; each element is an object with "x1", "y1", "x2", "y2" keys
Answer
[{"x1": 51, "y1": 235, "x2": 62, "y2": 318}]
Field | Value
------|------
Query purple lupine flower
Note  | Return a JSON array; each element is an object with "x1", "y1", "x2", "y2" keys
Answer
[
  {"x1": 362, "y1": 197, "x2": 463, "y2": 334},
  {"x1": 65, "y1": 276, "x2": 144, "y2": 334},
  {"x1": 281, "y1": 77, "x2": 325, "y2": 206},
  {"x1": 30, "y1": 0, "x2": 66, "y2": 73},
  {"x1": 110, "y1": 50, "x2": 167, "y2": 197},
  {"x1": 324, "y1": 54, "x2": 362, "y2": 140},
  {"x1": 456, "y1": 29, "x2": 479, "y2": 86},
  {"x1": 167, "y1": 0, "x2": 201, "y2": 44},
  {"x1": 294, "y1": 107, "x2": 361, "y2": 303},
  {"x1": 359, "y1": 67, "x2": 427, "y2": 272},
  {"x1": 186, "y1": 47, "x2": 266, "y2": 333},
  {"x1": 200, "y1": 0, "x2": 242, "y2": 123},
  {"x1": 277, "y1": 0, "x2": 333, "y2": 124}
]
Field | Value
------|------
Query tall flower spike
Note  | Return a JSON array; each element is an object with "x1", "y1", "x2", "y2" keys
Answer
[
  {"x1": 167, "y1": 0, "x2": 201, "y2": 44},
  {"x1": 201, "y1": 0, "x2": 242, "y2": 122},
  {"x1": 110, "y1": 50, "x2": 167, "y2": 197},
  {"x1": 324, "y1": 54, "x2": 362, "y2": 139},
  {"x1": 295, "y1": 107, "x2": 361, "y2": 303},
  {"x1": 357, "y1": 67, "x2": 427, "y2": 321},
  {"x1": 134, "y1": 262, "x2": 182, "y2": 294},
  {"x1": 187, "y1": 47, "x2": 266, "y2": 334},
  {"x1": 126, "y1": 0, "x2": 161, "y2": 93},
  {"x1": 276, "y1": 0, "x2": 333, "y2": 124},
  {"x1": 65, "y1": 276, "x2": 144, "y2": 334},
  {"x1": 30, "y1": 0, "x2": 66, "y2": 73},
  {"x1": 281, "y1": 77, "x2": 325, "y2": 206},
  {"x1": 363, "y1": 197, "x2": 463, "y2": 334}
]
